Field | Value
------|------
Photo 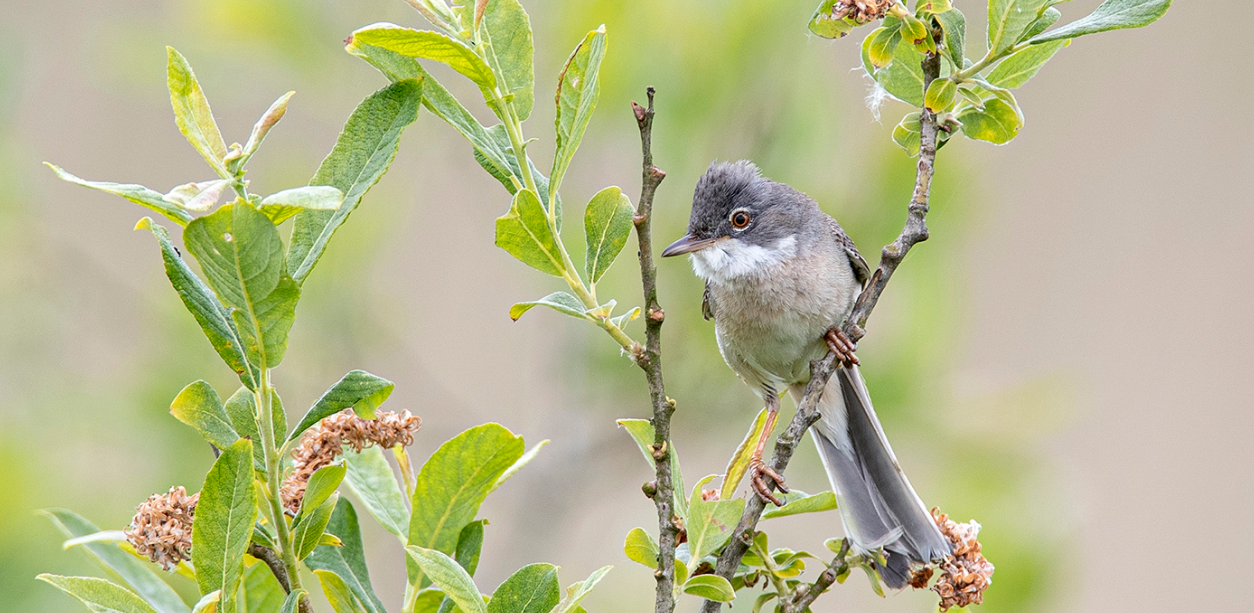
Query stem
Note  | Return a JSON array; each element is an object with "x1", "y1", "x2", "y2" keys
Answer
[
  {"x1": 699, "y1": 50, "x2": 943, "y2": 613},
  {"x1": 752, "y1": 541, "x2": 792, "y2": 600},
  {"x1": 782, "y1": 539, "x2": 851, "y2": 613},
  {"x1": 255, "y1": 368, "x2": 308, "y2": 610},
  {"x1": 630, "y1": 88, "x2": 675, "y2": 613},
  {"x1": 954, "y1": 41, "x2": 1029, "y2": 83}
]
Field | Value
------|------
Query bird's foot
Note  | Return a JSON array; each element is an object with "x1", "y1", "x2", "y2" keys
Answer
[
  {"x1": 824, "y1": 327, "x2": 860, "y2": 367},
  {"x1": 750, "y1": 458, "x2": 789, "y2": 507}
]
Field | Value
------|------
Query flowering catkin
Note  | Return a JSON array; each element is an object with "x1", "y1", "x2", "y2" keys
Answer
[
  {"x1": 280, "y1": 409, "x2": 421, "y2": 513},
  {"x1": 832, "y1": 0, "x2": 893, "y2": 25},
  {"x1": 930, "y1": 508, "x2": 996, "y2": 611},
  {"x1": 124, "y1": 486, "x2": 198, "y2": 571}
]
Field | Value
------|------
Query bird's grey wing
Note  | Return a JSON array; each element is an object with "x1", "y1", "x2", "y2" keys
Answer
[
  {"x1": 827, "y1": 217, "x2": 871, "y2": 289},
  {"x1": 702, "y1": 282, "x2": 715, "y2": 321}
]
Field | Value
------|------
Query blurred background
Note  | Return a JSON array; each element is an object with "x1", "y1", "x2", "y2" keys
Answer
[{"x1": 1, "y1": 0, "x2": 1249, "y2": 611}]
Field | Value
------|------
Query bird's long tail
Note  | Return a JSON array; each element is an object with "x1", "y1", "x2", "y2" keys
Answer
[{"x1": 790, "y1": 364, "x2": 950, "y2": 588}]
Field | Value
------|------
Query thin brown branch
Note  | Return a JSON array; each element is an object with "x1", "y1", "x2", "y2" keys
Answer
[
  {"x1": 631, "y1": 87, "x2": 676, "y2": 613},
  {"x1": 249, "y1": 543, "x2": 313, "y2": 613},
  {"x1": 783, "y1": 538, "x2": 851, "y2": 613},
  {"x1": 700, "y1": 50, "x2": 943, "y2": 613}
]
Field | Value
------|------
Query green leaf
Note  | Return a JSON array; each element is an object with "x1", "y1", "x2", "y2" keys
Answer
[
  {"x1": 551, "y1": 27, "x2": 607, "y2": 197},
  {"x1": 808, "y1": 0, "x2": 855, "y2": 39},
  {"x1": 342, "y1": 447, "x2": 410, "y2": 539},
  {"x1": 867, "y1": 26, "x2": 902, "y2": 69},
  {"x1": 404, "y1": 547, "x2": 487, "y2": 613},
  {"x1": 685, "y1": 475, "x2": 745, "y2": 561},
  {"x1": 315, "y1": 570, "x2": 370, "y2": 613},
  {"x1": 136, "y1": 219, "x2": 257, "y2": 389},
  {"x1": 258, "y1": 186, "x2": 344, "y2": 225},
  {"x1": 924, "y1": 78, "x2": 958, "y2": 113},
  {"x1": 489, "y1": 439, "x2": 548, "y2": 494},
  {"x1": 900, "y1": 14, "x2": 929, "y2": 47},
  {"x1": 279, "y1": 590, "x2": 306, "y2": 613},
  {"x1": 509, "y1": 291, "x2": 586, "y2": 321},
  {"x1": 482, "y1": 0, "x2": 535, "y2": 120},
  {"x1": 1032, "y1": 0, "x2": 1170, "y2": 43},
  {"x1": 184, "y1": 201, "x2": 298, "y2": 368},
  {"x1": 48, "y1": 165, "x2": 194, "y2": 226},
  {"x1": 876, "y1": 42, "x2": 926, "y2": 107},
  {"x1": 682, "y1": 575, "x2": 734, "y2": 603},
  {"x1": 959, "y1": 97, "x2": 1022, "y2": 144},
  {"x1": 550, "y1": 566, "x2": 611, "y2": 613},
  {"x1": 301, "y1": 464, "x2": 347, "y2": 517},
  {"x1": 933, "y1": 8, "x2": 967, "y2": 67},
  {"x1": 170, "y1": 380, "x2": 239, "y2": 449},
  {"x1": 583, "y1": 186, "x2": 633, "y2": 284},
  {"x1": 352, "y1": 24, "x2": 495, "y2": 90},
  {"x1": 988, "y1": 39, "x2": 1068, "y2": 88},
  {"x1": 722, "y1": 408, "x2": 770, "y2": 500},
  {"x1": 408, "y1": 424, "x2": 524, "y2": 584},
  {"x1": 893, "y1": 120, "x2": 921, "y2": 156},
  {"x1": 454, "y1": 520, "x2": 487, "y2": 576},
  {"x1": 762, "y1": 491, "x2": 838, "y2": 519},
  {"x1": 411, "y1": 589, "x2": 447, "y2": 613},
  {"x1": 623, "y1": 527, "x2": 659, "y2": 568},
  {"x1": 191, "y1": 591, "x2": 221, "y2": 613},
  {"x1": 616, "y1": 419, "x2": 686, "y2": 520},
  {"x1": 240, "y1": 91, "x2": 294, "y2": 167},
  {"x1": 242, "y1": 561, "x2": 284, "y2": 613},
  {"x1": 289, "y1": 370, "x2": 396, "y2": 442},
  {"x1": 192, "y1": 439, "x2": 256, "y2": 610},
  {"x1": 162, "y1": 179, "x2": 230, "y2": 213},
  {"x1": 224, "y1": 387, "x2": 284, "y2": 469},
  {"x1": 293, "y1": 493, "x2": 339, "y2": 560},
  {"x1": 288, "y1": 79, "x2": 422, "y2": 285},
  {"x1": 167, "y1": 47, "x2": 229, "y2": 178},
  {"x1": 495, "y1": 189, "x2": 564, "y2": 276},
  {"x1": 1021, "y1": 6, "x2": 1062, "y2": 41},
  {"x1": 486, "y1": 564, "x2": 560, "y2": 613},
  {"x1": 41, "y1": 510, "x2": 190, "y2": 613},
  {"x1": 38, "y1": 574, "x2": 160, "y2": 613},
  {"x1": 307, "y1": 499, "x2": 388, "y2": 613},
  {"x1": 988, "y1": 0, "x2": 1051, "y2": 56},
  {"x1": 751, "y1": 592, "x2": 778, "y2": 613}
]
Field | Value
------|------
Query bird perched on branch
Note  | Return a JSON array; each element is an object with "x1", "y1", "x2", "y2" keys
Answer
[{"x1": 661, "y1": 160, "x2": 949, "y2": 588}]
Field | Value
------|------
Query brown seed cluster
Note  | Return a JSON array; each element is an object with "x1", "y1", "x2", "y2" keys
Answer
[
  {"x1": 124, "y1": 486, "x2": 198, "y2": 571},
  {"x1": 280, "y1": 409, "x2": 421, "y2": 513},
  {"x1": 832, "y1": 0, "x2": 893, "y2": 25},
  {"x1": 930, "y1": 507, "x2": 995, "y2": 611}
]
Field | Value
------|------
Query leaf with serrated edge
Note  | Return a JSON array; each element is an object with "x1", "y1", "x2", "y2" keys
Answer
[
  {"x1": 551, "y1": 27, "x2": 606, "y2": 198},
  {"x1": 167, "y1": 48, "x2": 229, "y2": 178},
  {"x1": 583, "y1": 186, "x2": 633, "y2": 284},
  {"x1": 495, "y1": 189, "x2": 564, "y2": 276},
  {"x1": 722, "y1": 409, "x2": 770, "y2": 500},
  {"x1": 39, "y1": 574, "x2": 160, "y2": 613},
  {"x1": 510, "y1": 292, "x2": 586, "y2": 321},
  {"x1": 1031, "y1": 0, "x2": 1171, "y2": 43},
  {"x1": 307, "y1": 500, "x2": 388, "y2": 613},
  {"x1": 404, "y1": 547, "x2": 487, "y2": 613},
  {"x1": 192, "y1": 439, "x2": 255, "y2": 611},
  {"x1": 49, "y1": 165, "x2": 194, "y2": 226},
  {"x1": 342, "y1": 447, "x2": 410, "y2": 540},
  {"x1": 170, "y1": 380, "x2": 239, "y2": 450},
  {"x1": 289, "y1": 370, "x2": 395, "y2": 442}
]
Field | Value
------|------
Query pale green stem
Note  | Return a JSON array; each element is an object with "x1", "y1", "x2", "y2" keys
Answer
[
  {"x1": 392, "y1": 446, "x2": 417, "y2": 498},
  {"x1": 954, "y1": 41, "x2": 1030, "y2": 83},
  {"x1": 752, "y1": 540, "x2": 793, "y2": 601},
  {"x1": 255, "y1": 368, "x2": 305, "y2": 598}
]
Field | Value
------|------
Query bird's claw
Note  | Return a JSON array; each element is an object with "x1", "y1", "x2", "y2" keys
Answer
[
  {"x1": 750, "y1": 459, "x2": 789, "y2": 507},
  {"x1": 824, "y1": 328, "x2": 860, "y2": 367}
]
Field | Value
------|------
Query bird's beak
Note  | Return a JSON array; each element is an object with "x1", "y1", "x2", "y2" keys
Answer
[{"x1": 661, "y1": 234, "x2": 717, "y2": 257}]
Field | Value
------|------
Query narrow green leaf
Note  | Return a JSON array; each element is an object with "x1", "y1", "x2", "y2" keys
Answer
[
  {"x1": 307, "y1": 499, "x2": 388, "y2": 613},
  {"x1": 722, "y1": 408, "x2": 770, "y2": 500},
  {"x1": 1021, "y1": 6, "x2": 1062, "y2": 41},
  {"x1": 616, "y1": 419, "x2": 686, "y2": 520},
  {"x1": 293, "y1": 493, "x2": 339, "y2": 561},
  {"x1": 583, "y1": 186, "x2": 633, "y2": 284},
  {"x1": 924, "y1": 78, "x2": 958, "y2": 113},
  {"x1": 242, "y1": 561, "x2": 284, "y2": 613},
  {"x1": 240, "y1": 91, "x2": 294, "y2": 166},
  {"x1": 867, "y1": 26, "x2": 902, "y2": 69},
  {"x1": 315, "y1": 570, "x2": 370, "y2": 613},
  {"x1": 454, "y1": 520, "x2": 487, "y2": 576},
  {"x1": 486, "y1": 564, "x2": 559, "y2": 613},
  {"x1": 301, "y1": 464, "x2": 347, "y2": 517},
  {"x1": 490, "y1": 439, "x2": 549, "y2": 493},
  {"x1": 408, "y1": 424, "x2": 524, "y2": 584},
  {"x1": 958, "y1": 86, "x2": 986, "y2": 109},
  {"x1": 192, "y1": 439, "x2": 256, "y2": 609},
  {"x1": 482, "y1": 0, "x2": 535, "y2": 120},
  {"x1": 170, "y1": 380, "x2": 239, "y2": 449},
  {"x1": 1031, "y1": 0, "x2": 1171, "y2": 43},
  {"x1": 959, "y1": 97, "x2": 1022, "y2": 144},
  {"x1": 404, "y1": 547, "x2": 487, "y2": 613},
  {"x1": 41, "y1": 510, "x2": 189, "y2": 613},
  {"x1": 48, "y1": 165, "x2": 193, "y2": 226},
  {"x1": 808, "y1": 0, "x2": 855, "y2": 39},
  {"x1": 933, "y1": 8, "x2": 967, "y2": 67},
  {"x1": 551, "y1": 27, "x2": 607, "y2": 196},
  {"x1": 550, "y1": 566, "x2": 611, "y2": 613},
  {"x1": 494, "y1": 189, "x2": 564, "y2": 276},
  {"x1": 166, "y1": 47, "x2": 229, "y2": 178},
  {"x1": 685, "y1": 475, "x2": 745, "y2": 561},
  {"x1": 279, "y1": 590, "x2": 306, "y2": 613},
  {"x1": 762, "y1": 491, "x2": 838, "y2": 519},
  {"x1": 751, "y1": 592, "x2": 778, "y2": 613},
  {"x1": 509, "y1": 292, "x2": 586, "y2": 321},
  {"x1": 342, "y1": 447, "x2": 410, "y2": 539},
  {"x1": 682, "y1": 575, "x2": 734, "y2": 603},
  {"x1": 352, "y1": 24, "x2": 496, "y2": 89},
  {"x1": 289, "y1": 370, "x2": 396, "y2": 442},
  {"x1": 259, "y1": 186, "x2": 344, "y2": 225},
  {"x1": 988, "y1": 39, "x2": 1068, "y2": 88},
  {"x1": 288, "y1": 79, "x2": 422, "y2": 284},
  {"x1": 987, "y1": 0, "x2": 1051, "y2": 56},
  {"x1": 623, "y1": 528, "x2": 659, "y2": 568},
  {"x1": 38, "y1": 574, "x2": 160, "y2": 613}
]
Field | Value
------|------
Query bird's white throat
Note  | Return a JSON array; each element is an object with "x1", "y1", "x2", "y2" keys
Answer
[{"x1": 689, "y1": 235, "x2": 797, "y2": 285}]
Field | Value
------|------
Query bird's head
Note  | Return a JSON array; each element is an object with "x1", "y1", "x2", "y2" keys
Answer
[{"x1": 662, "y1": 160, "x2": 805, "y2": 283}]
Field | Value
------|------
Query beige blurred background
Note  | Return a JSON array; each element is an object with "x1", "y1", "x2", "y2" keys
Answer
[{"x1": 1, "y1": 1, "x2": 1249, "y2": 612}]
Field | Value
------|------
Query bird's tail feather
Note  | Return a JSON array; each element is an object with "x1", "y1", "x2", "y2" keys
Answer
[{"x1": 792, "y1": 364, "x2": 950, "y2": 589}]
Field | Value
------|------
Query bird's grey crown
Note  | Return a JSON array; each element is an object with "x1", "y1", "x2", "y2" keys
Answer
[{"x1": 690, "y1": 160, "x2": 814, "y2": 249}]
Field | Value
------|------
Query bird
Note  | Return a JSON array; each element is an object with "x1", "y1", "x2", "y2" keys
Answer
[{"x1": 661, "y1": 160, "x2": 950, "y2": 588}]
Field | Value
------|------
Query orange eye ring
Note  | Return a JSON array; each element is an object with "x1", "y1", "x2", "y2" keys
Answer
[{"x1": 731, "y1": 211, "x2": 751, "y2": 229}]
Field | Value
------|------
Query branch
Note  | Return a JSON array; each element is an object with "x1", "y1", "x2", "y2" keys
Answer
[
  {"x1": 631, "y1": 87, "x2": 676, "y2": 613},
  {"x1": 700, "y1": 50, "x2": 943, "y2": 613},
  {"x1": 783, "y1": 539, "x2": 851, "y2": 613},
  {"x1": 249, "y1": 543, "x2": 313, "y2": 613}
]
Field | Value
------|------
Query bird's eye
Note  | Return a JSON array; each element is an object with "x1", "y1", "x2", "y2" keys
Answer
[{"x1": 730, "y1": 211, "x2": 751, "y2": 229}]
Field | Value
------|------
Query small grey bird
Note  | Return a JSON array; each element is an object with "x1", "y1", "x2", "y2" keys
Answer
[{"x1": 661, "y1": 161, "x2": 950, "y2": 588}]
